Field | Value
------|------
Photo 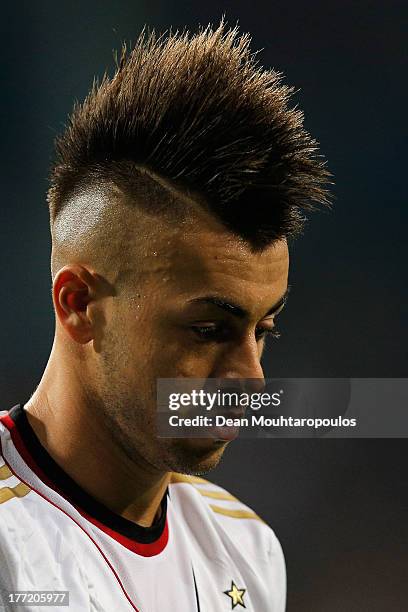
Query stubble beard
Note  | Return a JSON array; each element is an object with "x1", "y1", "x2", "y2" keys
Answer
[{"x1": 94, "y1": 374, "x2": 228, "y2": 476}]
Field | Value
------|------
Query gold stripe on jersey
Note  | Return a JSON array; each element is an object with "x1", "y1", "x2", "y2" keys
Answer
[
  {"x1": 170, "y1": 473, "x2": 263, "y2": 520},
  {"x1": 196, "y1": 489, "x2": 237, "y2": 501},
  {"x1": 170, "y1": 473, "x2": 209, "y2": 485},
  {"x1": 0, "y1": 482, "x2": 31, "y2": 504},
  {"x1": 0, "y1": 464, "x2": 13, "y2": 480},
  {"x1": 209, "y1": 504, "x2": 263, "y2": 521}
]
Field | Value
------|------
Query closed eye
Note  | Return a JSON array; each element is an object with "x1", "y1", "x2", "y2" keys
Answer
[
  {"x1": 255, "y1": 327, "x2": 281, "y2": 341},
  {"x1": 190, "y1": 324, "x2": 228, "y2": 342},
  {"x1": 190, "y1": 324, "x2": 281, "y2": 342}
]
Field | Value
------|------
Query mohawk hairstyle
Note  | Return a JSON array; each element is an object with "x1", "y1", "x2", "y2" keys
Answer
[{"x1": 48, "y1": 20, "x2": 332, "y2": 249}]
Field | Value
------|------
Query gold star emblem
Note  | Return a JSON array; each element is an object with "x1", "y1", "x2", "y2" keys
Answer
[{"x1": 223, "y1": 580, "x2": 246, "y2": 609}]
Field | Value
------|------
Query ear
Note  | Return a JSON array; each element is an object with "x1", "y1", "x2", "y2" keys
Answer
[{"x1": 53, "y1": 265, "x2": 99, "y2": 344}]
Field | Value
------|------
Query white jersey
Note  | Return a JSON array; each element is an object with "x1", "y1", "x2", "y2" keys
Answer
[{"x1": 0, "y1": 404, "x2": 286, "y2": 611}]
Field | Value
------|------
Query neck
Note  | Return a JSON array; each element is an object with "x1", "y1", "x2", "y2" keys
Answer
[{"x1": 24, "y1": 342, "x2": 169, "y2": 528}]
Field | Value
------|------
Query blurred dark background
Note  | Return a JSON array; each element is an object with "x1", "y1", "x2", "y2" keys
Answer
[{"x1": 1, "y1": 1, "x2": 407, "y2": 610}]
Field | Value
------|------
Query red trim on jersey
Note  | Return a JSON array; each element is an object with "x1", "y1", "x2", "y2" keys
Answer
[
  {"x1": 0, "y1": 431, "x2": 141, "y2": 611},
  {"x1": 0, "y1": 412, "x2": 169, "y2": 558}
]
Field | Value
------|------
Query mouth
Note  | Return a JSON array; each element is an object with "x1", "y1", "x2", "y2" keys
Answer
[
  {"x1": 208, "y1": 407, "x2": 246, "y2": 441},
  {"x1": 210, "y1": 424, "x2": 240, "y2": 442}
]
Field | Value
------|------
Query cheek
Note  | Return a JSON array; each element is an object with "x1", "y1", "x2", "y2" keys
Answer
[
  {"x1": 154, "y1": 341, "x2": 222, "y2": 379},
  {"x1": 111, "y1": 304, "x2": 218, "y2": 379},
  {"x1": 100, "y1": 307, "x2": 154, "y2": 374},
  {"x1": 127, "y1": 324, "x2": 210, "y2": 378}
]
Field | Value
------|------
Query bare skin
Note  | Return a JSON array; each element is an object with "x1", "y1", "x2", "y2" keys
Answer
[{"x1": 25, "y1": 189, "x2": 289, "y2": 529}]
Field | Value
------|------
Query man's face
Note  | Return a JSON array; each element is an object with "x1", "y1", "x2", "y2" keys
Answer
[{"x1": 89, "y1": 205, "x2": 289, "y2": 475}]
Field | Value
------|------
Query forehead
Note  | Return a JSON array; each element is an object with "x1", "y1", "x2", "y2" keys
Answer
[
  {"x1": 176, "y1": 225, "x2": 288, "y2": 285},
  {"x1": 133, "y1": 205, "x2": 289, "y2": 315}
]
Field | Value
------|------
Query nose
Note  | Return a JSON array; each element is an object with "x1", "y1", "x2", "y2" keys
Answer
[{"x1": 211, "y1": 337, "x2": 266, "y2": 393}]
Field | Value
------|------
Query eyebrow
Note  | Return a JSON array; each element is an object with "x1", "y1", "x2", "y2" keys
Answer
[{"x1": 187, "y1": 285, "x2": 291, "y2": 320}]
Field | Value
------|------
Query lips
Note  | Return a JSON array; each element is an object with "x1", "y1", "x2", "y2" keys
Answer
[
  {"x1": 211, "y1": 422, "x2": 241, "y2": 442},
  {"x1": 208, "y1": 407, "x2": 245, "y2": 441}
]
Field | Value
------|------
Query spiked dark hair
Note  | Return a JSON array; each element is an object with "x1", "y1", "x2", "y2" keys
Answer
[{"x1": 48, "y1": 20, "x2": 332, "y2": 248}]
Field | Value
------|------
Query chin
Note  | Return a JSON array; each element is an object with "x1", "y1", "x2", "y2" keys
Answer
[{"x1": 164, "y1": 437, "x2": 229, "y2": 475}]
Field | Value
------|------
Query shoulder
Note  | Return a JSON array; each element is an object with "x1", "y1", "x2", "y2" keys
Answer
[
  {"x1": 170, "y1": 472, "x2": 262, "y2": 520},
  {"x1": 169, "y1": 473, "x2": 286, "y2": 610},
  {"x1": 169, "y1": 473, "x2": 284, "y2": 560}
]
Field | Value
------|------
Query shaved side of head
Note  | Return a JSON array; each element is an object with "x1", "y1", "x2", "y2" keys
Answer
[{"x1": 50, "y1": 166, "x2": 214, "y2": 288}]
